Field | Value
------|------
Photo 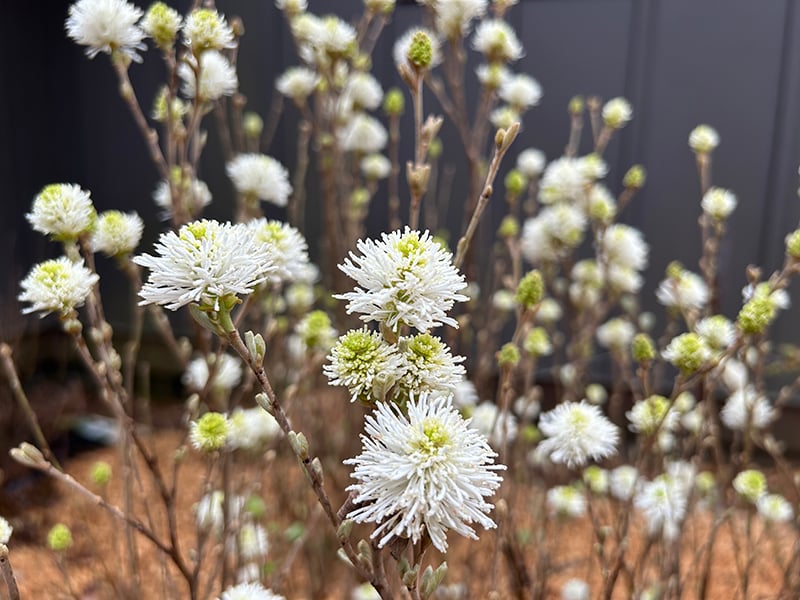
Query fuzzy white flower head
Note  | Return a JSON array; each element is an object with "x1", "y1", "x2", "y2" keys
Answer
[
  {"x1": 337, "y1": 228, "x2": 468, "y2": 332},
  {"x1": 695, "y1": 315, "x2": 736, "y2": 350},
  {"x1": 183, "y1": 354, "x2": 242, "y2": 393},
  {"x1": 360, "y1": 154, "x2": 391, "y2": 180},
  {"x1": 542, "y1": 204, "x2": 587, "y2": 249},
  {"x1": 228, "y1": 407, "x2": 281, "y2": 451},
  {"x1": 345, "y1": 394, "x2": 505, "y2": 552},
  {"x1": 352, "y1": 583, "x2": 381, "y2": 600},
  {"x1": 153, "y1": 177, "x2": 212, "y2": 219},
  {"x1": 276, "y1": 66, "x2": 318, "y2": 104},
  {"x1": 607, "y1": 265, "x2": 643, "y2": 294},
  {"x1": 140, "y1": 3, "x2": 182, "y2": 49},
  {"x1": 733, "y1": 469, "x2": 767, "y2": 503},
  {"x1": 601, "y1": 224, "x2": 648, "y2": 271},
  {"x1": 343, "y1": 72, "x2": 384, "y2": 111},
  {"x1": 189, "y1": 412, "x2": 230, "y2": 452},
  {"x1": 601, "y1": 97, "x2": 632, "y2": 129},
  {"x1": 27, "y1": 184, "x2": 96, "y2": 241},
  {"x1": 226, "y1": 154, "x2": 292, "y2": 206},
  {"x1": 218, "y1": 582, "x2": 285, "y2": 600},
  {"x1": 561, "y1": 579, "x2": 590, "y2": 600},
  {"x1": 588, "y1": 184, "x2": 617, "y2": 224},
  {"x1": 19, "y1": 257, "x2": 99, "y2": 317},
  {"x1": 472, "y1": 19, "x2": 523, "y2": 63},
  {"x1": 720, "y1": 386, "x2": 775, "y2": 431},
  {"x1": 537, "y1": 401, "x2": 619, "y2": 468},
  {"x1": 516, "y1": 148, "x2": 546, "y2": 178},
  {"x1": 134, "y1": 220, "x2": 278, "y2": 311},
  {"x1": 596, "y1": 318, "x2": 636, "y2": 352},
  {"x1": 701, "y1": 187, "x2": 737, "y2": 221},
  {"x1": 720, "y1": 358, "x2": 748, "y2": 391},
  {"x1": 470, "y1": 401, "x2": 518, "y2": 447},
  {"x1": 656, "y1": 268, "x2": 709, "y2": 311},
  {"x1": 662, "y1": 332, "x2": 712, "y2": 374},
  {"x1": 276, "y1": 0, "x2": 308, "y2": 13},
  {"x1": 0, "y1": 516, "x2": 13, "y2": 545},
  {"x1": 452, "y1": 378, "x2": 478, "y2": 409},
  {"x1": 538, "y1": 157, "x2": 589, "y2": 205},
  {"x1": 90, "y1": 210, "x2": 143, "y2": 257},
  {"x1": 635, "y1": 474, "x2": 687, "y2": 540},
  {"x1": 339, "y1": 114, "x2": 388, "y2": 154},
  {"x1": 689, "y1": 124, "x2": 719, "y2": 154},
  {"x1": 66, "y1": 0, "x2": 145, "y2": 62},
  {"x1": 626, "y1": 395, "x2": 678, "y2": 435},
  {"x1": 317, "y1": 15, "x2": 356, "y2": 57},
  {"x1": 324, "y1": 328, "x2": 405, "y2": 403},
  {"x1": 248, "y1": 219, "x2": 309, "y2": 282},
  {"x1": 179, "y1": 51, "x2": 238, "y2": 102},
  {"x1": 499, "y1": 74, "x2": 542, "y2": 111},
  {"x1": 492, "y1": 289, "x2": 516, "y2": 312},
  {"x1": 393, "y1": 27, "x2": 442, "y2": 71},
  {"x1": 609, "y1": 465, "x2": 639, "y2": 501},
  {"x1": 236, "y1": 523, "x2": 269, "y2": 561},
  {"x1": 546, "y1": 485, "x2": 586, "y2": 518},
  {"x1": 757, "y1": 493, "x2": 794, "y2": 524},
  {"x1": 397, "y1": 333, "x2": 466, "y2": 399},
  {"x1": 196, "y1": 490, "x2": 235, "y2": 533},
  {"x1": 536, "y1": 298, "x2": 563, "y2": 323},
  {"x1": 476, "y1": 63, "x2": 511, "y2": 89},
  {"x1": 489, "y1": 105, "x2": 520, "y2": 130},
  {"x1": 434, "y1": 0, "x2": 488, "y2": 38},
  {"x1": 183, "y1": 8, "x2": 235, "y2": 53},
  {"x1": 742, "y1": 281, "x2": 791, "y2": 310}
]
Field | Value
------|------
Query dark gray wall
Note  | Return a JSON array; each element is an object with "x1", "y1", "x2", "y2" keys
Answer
[{"x1": 3, "y1": 0, "x2": 800, "y2": 351}]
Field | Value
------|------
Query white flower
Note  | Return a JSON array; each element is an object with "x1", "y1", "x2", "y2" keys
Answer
[
  {"x1": 19, "y1": 257, "x2": 99, "y2": 317},
  {"x1": 343, "y1": 72, "x2": 384, "y2": 111},
  {"x1": 397, "y1": 333, "x2": 466, "y2": 399},
  {"x1": 472, "y1": 19, "x2": 523, "y2": 63},
  {"x1": 226, "y1": 154, "x2": 292, "y2": 206},
  {"x1": 236, "y1": 523, "x2": 269, "y2": 561},
  {"x1": 184, "y1": 354, "x2": 242, "y2": 393},
  {"x1": 601, "y1": 97, "x2": 632, "y2": 129},
  {"x1": 470, "y1": 401, "x2": 518, "y2": 447},
  {"x1": 499, "y1": 74, "x2": 542, "y2": 110},
  {"x1": 607, "y1": 265, "x2": 642, "y2": 294},
  {"x1": 702, "y1": 187, "x2": 737, "y2": 220},
  {"x1": 218, "y1": 582, "x2": 284, "y2": 600},
  {"x1": 324, "y1": 328, "x2": 405, "y2": 404},
  {"x1": 476, "y1": 63, "x2": 510, "y2": 89},
  {"x1": 596, "y1": 318, "x2": 636, "y2": 352},
  {"x1": 627, "y1": 395, "x2": 678, "y2": 435},
  {"x1": 695, "y1": 315, "x2": 736, "y2": 349},
  {"x1": 339, "y1": 114, "x2": 388, "y2": 154},
  {"x1": 196, "y1": 490, "x2": 225, "y2": 533},
  {"x1": 275, "y1": 0, "x2": 308, "y2": 13},
  {"x1": 536, "y1": 298, "x2": 563, "y2": 323},
  {"x1": 546, "y1": 485, "x2": 586, "y2": 518},
  {"x1": 492, "y1": 289, "x2": 516, "y2": 312},
  {"x1": 538, "y1": 157, "x2": 589, "y2": 205},
  {"x1": 516, "y1": 148, "x2": 546, "y2": 178},
  {"x1": 434, "y1": 0, "x2": 488, "y2": 38},
  {"x1": 65, "y1": 0, "x2": 145, "y2": 62},
  {"x1": 140, "y1": 3, "x2": 182, "y2": 48},
  {"x1": 276, "y1": 66, "x2": 319, "y2": 102},
  {"x1": 521, "y1": 204, "x2": 587, "y2": 260},
  {"x1": 337, "y1": 228, "x2": 467, "y2": 332},
  {"x1": 720, "y1": 386, "x2": 775, "y2": 431},
  {"x1": 393, "y1": 27, "x2": 442, "y2": 70},
  {"x1": 27, "y1": 183, "x2": 96, "y2": 240},
  {"x1": 537, "y1": 401, "x2": 619, "y2": 468},
  {"x1": 229, "y1": 407, "x2": 281, "y2": 451},
  {"x1": 720, "y1": 358, "x2": 748, "y2": 391},
  {"x1": 248, "y1": 219, "x2": 309, "y2": 282},
  {"x1": 601, "y1": 224, "x2": 648, "y2": 271},
  {"x1": 189, "y1": 412, "x2": 230, "y2": 452},
  {"x1": 656, "y1": 269, "x2": 709, "y2": 311},
  {"x1": 179, "y1": 51, "x2": 238, "y2": 101},
  {"x1": 345, "y1": 394, "x2": 505, "y2": 552},
  {"x1": 609, "y1": 465, "x2": 639, "y2": 501},
  {"x1": 689, "y1": 124, "x2": 719, "y2": 154},
  {"x1": 153, "y1": 177, "x2": 212, "y2": 218},
  {"x1": 0, "y1": 516, "x2": 12, "y2": 544},
  {"x1": 90, "y1": 210, "x2": 143, "y2": 257},
  {"x1": 360, "y1": 154, "x2": 391, "y2": 180},
  {"x1": 183, "y1": 8, "x2": 235, "y2": 52},
  {"x1": 588, "y1": 184, "x2": 617, "y2": 224},
  {"x1": 562, "y1": 579, "x2": 590, "y2": 600},
  {"x1": 318, "y1": 16, "x2": 356, "y2": 56},
  {"x1": 453, "y1": 378, "x2": 479, "y2": 409},
  {"x1": 489, "y1": 105, "x2": 520, "y2": 130},
  {"x1": 742, "y1": 282, "x2": 791, "y2": 310},
  {"x1": 757, "y1": 493, "x2": 794, "y2": 523},
  {"x1": 635, "y1": 474, "x2": 688, "y2": 540},
  {"x1": 134, "y1": 220, "x2": 278, "y2": 311}
]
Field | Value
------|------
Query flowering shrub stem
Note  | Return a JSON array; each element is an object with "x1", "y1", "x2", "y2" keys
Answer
[{"x1": 0, "y1": 545, "x2": 20, "y2": 600}]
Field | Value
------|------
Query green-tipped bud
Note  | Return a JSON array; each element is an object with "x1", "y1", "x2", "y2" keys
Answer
[
  {"x1": 288, "y1": 431, "x2": 309, "y2": 460},
  {"x1": 666, "y1": 260, "x2": 684, "y2": 280},
  {"x1": 9, "y1": 442, "x2": 46, "y2": 469},
  {"x1": 421, "y1": 562, "x2": 448, "y2": 598},
  {"x1": 663, "y1": 332, "x2": 710, "y2": 374},
  {"x1": 515, "y1": 270, "x2": 544, "y2": 309},
  {"x1": 569, "y1": 95, "x2": 585, "y2": 115},
  {"x1": 521, "y1": 424, "x2": 541, "y2": 444},
  {"x1": 365, "y1": 0, "x2": 396, "y2": 15},
  {"x1": 504, "y1": 169, "x2": 527, "y2": 196},
  {"x1": 631, "y1": 333, "x2": 656, "y2": 362},
  {"x1": 244, "y1": 494, "x2": 267, "y2": 519},
  {"x1": 47, "y1": 524, "x2": 73, "y2": 552},
  {"x1": 583, "y1": 465, "x2": 609, "y2": 494},
  {"x1": 602, "y1": 97, "x2": 633, "y2": 129},
  {"x1": 623, "y1": 165, "x2": 646, "y2": 189},
  {"x1": 245, "y1": 330, "x2": 266, "y2": 365},
  {"x1": 350, "y1": 187, "x2": 370, "y2": 211},
  {"x1": 497, "y1": 343, "x2": 521, "y2": 367},
  {"x1": 427, "y1": 137, "x2": 443, "y2": 159},
  {"x1": 142, "y1": 2, "x2": 182, "y2": 50},
  {"x1": 737, "y1": 296, "x2": 776, "y2": 335},
  {"x1": 498, "y1": 215, "x2": 519, "y2": 239},
  {"x1": 407, "y1": 31, "x2": 433, "y2": 69},
  {"x1": 695, "y1": 471, "x2": 716, "y2": 495},
  {"x1": 243, "y1": 112, "x2": 264, "y2": 139},
  {"x1": 523, "y1": 327, "x2": 552, "y2": 357},
  {"x1": 785, "y1": 229, "x2": 800, "y2": 259},
  {"x1": 383, "y1": 87, "x2": 405, "y2": 116},
  {"x1": 733, "y1": 469, "x2": 767, "y2": 503},
  {"x1": 337, "y1": 518, "x2": 354, "y2": 541},
  {"x1": 90, "y1": 461, "x2": 112, "y2": 486}
]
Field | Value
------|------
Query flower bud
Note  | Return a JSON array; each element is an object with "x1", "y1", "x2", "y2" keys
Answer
[
  {"x1": 383, "y1": 87, "x2": 405, "y2": 116},
  {"x1": 407, "y1": 31, "x2": 433, "y2": 70},
  {"x1": 689, "y1": 124, "x2": 719, "y2": 154},
  {"x1": 498, "y1": 215, "x2": 519, "y2": 239},
  {"x1": 631, "y1": 333, "x2": 656, "y2": 362},
  {"x1": 497, "y1": 343, "x2": 521, "y2": 367},
  {"x1": 569, "y1": 95, "x2": 584, "y2": 115},
  {"x1": 785, "y1": 229, "x2": 800, "y2": 259},
  {"x1": 515, "y1": 270, "x2": 544, "y2": 309},
  {"x1": 243, "y1": 112, "x2": 263, "y2": 140},
  {"x1": 623, "y1": 165, "x2": 646, "y2": 189},
  {"x1": 504, "y1": 169, "x2": 527, "y2": 196},
  {"x1": 47, "y1": 524, "x2": 73, "y2": 552},
  {"x1": 602, "y1": 97, "x2": 632, "y2": 129},
  {"x1": 90, "y1": 461, "x2": 112, "y2": 486}
]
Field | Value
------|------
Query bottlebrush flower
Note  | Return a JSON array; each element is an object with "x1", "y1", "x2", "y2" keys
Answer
[
  {"x1": 65, "y1": 0, "x2": 145, "y2": 62},
  {"x1": 19, "y1": 257, "x2": 99, "y2": 317},
  {"x1": 248, "y1": 219, "x2": 310, "y2": 282},
  {"x1": 183, "y1": 8, "x2": 235, "y2": 53},
  {"x1": 276, "y1": 67, "x2": 319, "y2": 102},
  {"x1": 537, "y1": 401, "x2": 619, "y2": 468},
  {"x1": 183, "y1": 354, "x2": 243, "y2": 393},
  {"x1": 179, "y1": 50, "x2": 238, "y2": 102},
  {"x1": 472, "y1": 19, "x2": 522, "y2": 63},
  {"x1": 226, "y1": 154, "x2": 292, "y2": 207},
  {"x1": 90, "y1": 210, "x2": 143, "y2": 257},
  {"x1": 27, "y1": 183, "x2": 96, "y2": 241}
]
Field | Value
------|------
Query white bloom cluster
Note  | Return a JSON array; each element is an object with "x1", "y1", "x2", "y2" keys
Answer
[
  {"x1": 656, "y1": 268, "x2": 709, "y2": 311},
  {"x1": 153, "y1": 177, "x2": 212, "y2": 219},
  {"x1": 521, "y1": 203, "x2": 587, "y2": 264},
  {"x1": 343, "y1": 72, "x2": 384, "y2": 111},
  {"x1": 499, "y1": 74, "x2": 542, "y2": 110},
  {"x1": 183, "y1": 353, "x2": 242, "y2": 393},
  {"x1": 19, "y1": 257, "x2": 99, "y2": 317},
  {"x1": 720, "y1": 386, "x2": 775, "y2": 431},
  {"x1": 218, "y1": 582, "x2": 284, "y2": 600},
  {"x1": 689, "y1": 124, "x2": 719, "y2": 154},
  {"x1": 472, "y1": 19, "x2": 523, "y2": 63},
  {"x1": 135, "y1": 220, "x2": 279, "y2": 311},
  {"x1": 609, "y1": 465, "x2": 639, "y2": 501},
  {"x1": 248, "y1": 219, "x2": 310, "y2": 282},
  {"x1": 276, "y1": 67, "x2": 319, "y2": 102},
  {"x1": 393, "y1": 27, "x2": 442, "y2": 71},
  {"x1": 537, "y1": 401, "x2": 619, "y2": 468},
  {"x1": 601, "y1": 97, "x2": 633, "y2": 129},
  {"x1": 338, "y1": 114, "x2": 388, "y2": 154},
  {"x1": 516, "y1": 148, "x2": 546, "y2": 178},
  {"x1": 546, "y1": 485, "x2": 586, "y2": 518},
  {"x1": 337, "y1": 228, "x2": 468, "y2": 333},
  {"x1": 756, "y1": 493, "x2": 794, "y2": 523},
  {"x1": 27, "y1": 183, "x2": 96, "y2": 241},
  {"x1": 66, "y1": 0, "x2": 145, "y2": 62},
  {"x1": 183, "y1": 8, "x2": 235, "y2": 53},
  {"x1": 226, "y1": 154, "x2": 292, "y2": 206},
  {"x1": 91, "y1": 210, "x2": 143, "y2": 257},
  {"x1": 396, "y1": 333, "x2": 466, "y2": 399},
  {"x1": 470, "y1": 401, "x2": 518, "y2": 447},
  {"x1": 626, "y1": 395, "x2": 678, "y2": 436},
  {"x1": 228, "y1": 407, "x2": 281, "y2": 451},
  {"x1": 596, "y1": 318, "x2": 636, "y2": 352},
  {"x1": 634, "y1": 470, "x2": 691, "y2": 540},
  {"x1": 360, "y1": 154, "x2": 391, "y2": 180},
  {"x1": 179, "y1": 50, "x2": 238, "y2": 102},
  {"x1": 345, "y1": 394, "x2": 504, "y2": 552},
  {"x1": 432, "y1": 0, "x2": 488, "y2": 39},
  {"x1": 695, "y1": 315, "x2": 736, "y2": 350},
  {"x1": 562, "y1": 579, "x2": 590, "y2": 600},
  {"x1": 701, "y1": 187, "x2": 737, "y2": 221},
  {"x1": 0, "y1": 515, "x2": 13, "y2": 544}
]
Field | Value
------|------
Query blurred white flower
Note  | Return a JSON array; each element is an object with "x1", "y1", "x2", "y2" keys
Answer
[
  {"x1": 249, "y1": 219, "x2": 309, "y2": 282},
  {"x1": 276, "y1": 66, "x2": 319, "y2": 102},
  {"x1": 537, "y1": 401, "x2": 619, "y2": 468},
  {"x1": 184, "y1": 354, "x2": 242, "y2": 392},
  {"x1": 339, "y1": 114, "x2": 388, "y2": 154},
  {"x1": 561, "y1": 578, "x2": 590, "y2": 600},
  {"x1": 757, "y1": 493, "x2": 794, "y2": 523},
  {"x1": 689, "y1": 124, "x2": 719, "y2": 154},
  {"x1": 516, "y1": 148, "x2": 546, "y2": 178},
  {"x1": 695, "y1": 315, "x2": 736, "y2": 350},
  {"x1": 489, "y1": 105, "x2": 520, "y2": 130},
  {"x1": 183, "y1": 8, "x2": 235, "y2": 52},
  {"x1": 720, "y1": 386, "x2": 775, "y2": 431},
  {"x1": 547, "y1": 485, "x2": 586, "y2": 518},
  {"x1": 433, "y1": 0, "x2": 488, "y2": 38},
  {"x1": 179, "y1": 50, "x2": 238, "y2": 101},
  {"x1": 66, "y1": 0, "x2": 145, "y2": 62},
  {"x1": 656, "y1": 269, "x2": 709, "y2": 311},
  {"x1": 499, "y1": 74, "x2": 542, "y2": 110},
  {"x1": 218, "y1": 582, "x2": 284, "y2": 600},
  {"x1": 90, "y1": 210, "x2": 143, "y2": 257},
  {"x1": 227, "y1": 154, "x2": 292, "y2": 206},
  {"x1": 472, "y1": 19, "x2": 523, "y2": 63},
  {"x1": 601, "y1": 224, "x2": 648, "y2": 271},
  {"x1": 344, "y1": 72, "x2": 384, "y2": 111},
  {"x1": 601, "y1": 97, "x2": 632, "y2": 129},
  {"x1": 471, "y1": 401, "x2": 518, "y2": 447},
  {"x1": 635, "y1": 474, "x2": 688, "y2": 540},
  {"x1": 453, "y1": 378, "x2": 479, "y2": 409},
  {"x1": 0, "y1": 516, "x2": 13, "y2": 544},
  {"x1": 228, "y1": 407, "x2": 281, "y2": 451},
  {"x1": 596, "y1": 318, "x2": 636, "y2": 352},
  {"x1": 360, "y1": 154, "x2": 391, "y2": 180},
  {"x1": 19, "y1": 257, "x2": 98, "y2": 317},
  {"x1": 538, "y1": 157, "x2": 589, "y2": 205},
  {"x1": 701, "y1": 187, "x2": 737, "y2": 221},
  {"x1": 627, "y1": 395, "x2": 678, "y2": 435},
  {"x1": 609, "y1": 465, "x2": 639, "y2": 501}
]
